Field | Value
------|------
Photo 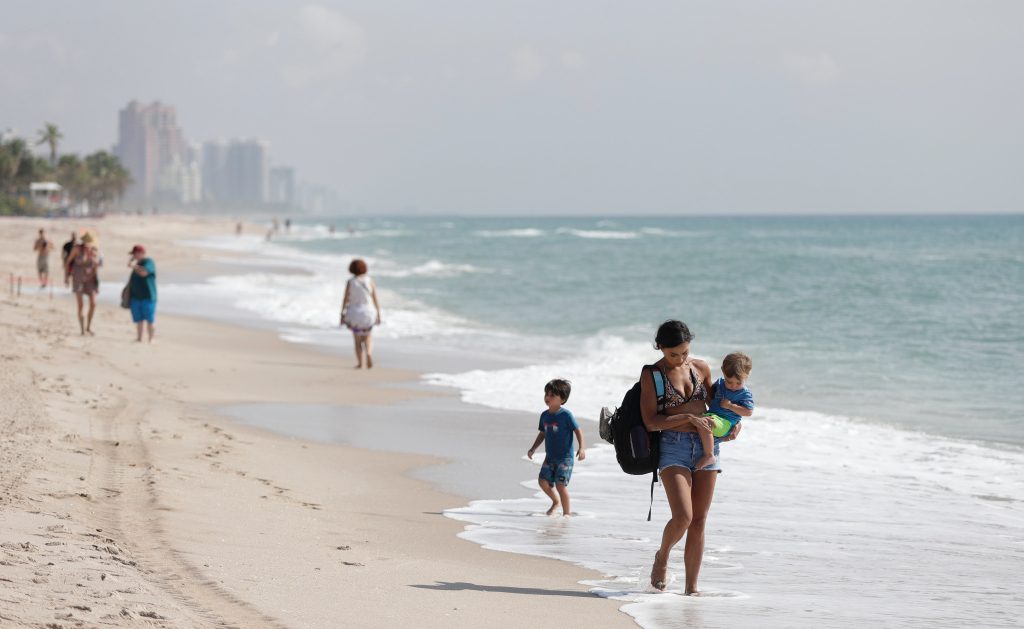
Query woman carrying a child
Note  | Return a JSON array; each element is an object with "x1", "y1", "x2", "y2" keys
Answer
[{"x1": 640, "y1": 320, "x2": 741, "y2": 595}]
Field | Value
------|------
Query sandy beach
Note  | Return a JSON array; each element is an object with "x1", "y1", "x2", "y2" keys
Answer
[{"x1": 0, "y1": 216, "x2": 634, "y2": 628}]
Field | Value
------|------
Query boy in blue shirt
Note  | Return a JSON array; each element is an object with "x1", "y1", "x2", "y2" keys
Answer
[
  {"x1": 696, "y1": 352, "x2": 755, "y2": 470},
  {"x1": 527, "y1": 379, "x2": 586, "y2": 516}
]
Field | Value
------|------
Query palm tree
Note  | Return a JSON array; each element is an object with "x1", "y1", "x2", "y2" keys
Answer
[
  {"x1": 0, "y1": 138, "x2": 29, "y2": 194},
  {"x1": 56, "y1": 154, "x2": 87, "y2": 201},
  {"x1": 83, "y1": 151, "x2": 132, "y2": 210},
  {"x1": 37, "y1": 123, "x2": 63, "y2": 167}
]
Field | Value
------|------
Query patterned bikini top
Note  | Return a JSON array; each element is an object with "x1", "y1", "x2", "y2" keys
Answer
[{"x1": 658, "y1": 363, "x2": 707, "y2": 410}]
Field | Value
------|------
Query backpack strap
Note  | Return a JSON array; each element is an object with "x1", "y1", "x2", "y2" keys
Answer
[
  {"x1": 647, "y1": 470, "x2": 657, "y2": 521},
  {"x1": 651, "y1": 368, "x2": 666, "y2": 399},
  {"x1": 645, "y1": 364, "x2": 666, "y2": 521}
]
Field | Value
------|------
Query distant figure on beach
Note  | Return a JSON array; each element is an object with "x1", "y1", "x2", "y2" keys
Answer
[
  {"x1": 61, "y1": 231, "x2": 77, "y2": 284},
  {"x1": 61, "y1": 231, "x2": 77, "y2": 262},
  {"x1": 284, "y1": 218, "x2": 291, "y2": 232},
  {"x1": 527, "y1": 379, "x2": 585, "y2": 516},
  {"x1": 33, "y1": 229, "x2": 52, "y2": 288},
  {"x1": 235, "y1": 222, "x2": 243, "y2": 236},
  {"x1": 328, "y1": 224, "x2": 336, "y2": 235},
  {"x1": 127, "y1": 244, "x2": 157, "y2": 343},
  {"x1": 65, "y1": 233, "x2": 101, "y2": 335},
  {"x1": 642, "y1": 320, "x2": 741, "y2": 594},
  {"x1": 339, "y1": 258, "x2": 381, "y2": 369}
]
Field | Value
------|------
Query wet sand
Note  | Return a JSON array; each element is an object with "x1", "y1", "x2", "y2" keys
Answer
[{"x1": 0, "y1": 215, "x2": 634, "y2": 628}]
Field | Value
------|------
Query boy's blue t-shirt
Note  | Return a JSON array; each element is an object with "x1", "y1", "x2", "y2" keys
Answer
[
  {"x1": 538, "y1": 408, "x2": 579, "y2": 460},
  {"x1": 707, "y1": 378, "x2": 754, "y2": 425}
]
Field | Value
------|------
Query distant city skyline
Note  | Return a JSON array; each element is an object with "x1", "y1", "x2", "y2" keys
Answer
[
  {"x1": 111, "y1": 99, "x2": 301, "y2": 209},
  {"x1": 1, "y1": 1, "x2": 1022, "y2": 215}
]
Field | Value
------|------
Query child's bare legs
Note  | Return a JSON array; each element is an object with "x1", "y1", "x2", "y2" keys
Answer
[
  {"x1": 695, "y1": 420, "x2": 716, "y2": 470},
  {"x1": 555, "y1": 482, "x2": 572, "y2": 516},
  {"x1": 538, "y1": 479, "x2": 559, "y2": 515}
]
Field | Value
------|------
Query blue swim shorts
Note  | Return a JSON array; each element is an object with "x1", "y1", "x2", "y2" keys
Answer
[
  {"x1": 658, "y1": 430, "x2": 721, "y2": 474},
  {"x1": 539, "y1": 456, "x2": 574, "y2": 486},
  {"x1": 130, "y1": 298, "x2": 157, "y2": 323}
]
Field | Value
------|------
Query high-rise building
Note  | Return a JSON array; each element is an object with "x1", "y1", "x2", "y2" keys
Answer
[
  {"x1": 269, "y1": 167, "x2": 296, "y2": 205},
  {"x1": 156, "y1": 156, "x2": 202, "y2": 204},
  {"x1": 224, "y1": 139, "x2": 269, "y2": 204},
  {"x1": 201, "y1": 140, "x2": 228, "y2": 202},
  {"x1": 115, "y1": 101, "x2": 187, "y2": 201}
]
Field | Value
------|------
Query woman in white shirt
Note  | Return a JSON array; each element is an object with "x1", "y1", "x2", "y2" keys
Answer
[{"x1": 339, "y1": 258, "x2": 382, "y2": 368}]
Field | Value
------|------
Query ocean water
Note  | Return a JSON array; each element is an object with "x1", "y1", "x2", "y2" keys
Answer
[{"x1": 172, "y1": 215, "x2": 1024, "y2": 628}]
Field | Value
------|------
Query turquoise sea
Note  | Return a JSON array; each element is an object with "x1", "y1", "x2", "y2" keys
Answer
[
  {"x1": 176, "y1": 213, "x2": 1024, "y2": 628},
  {"x1": 288, "y1": 214, "x2": 1024, "y2": 446}
]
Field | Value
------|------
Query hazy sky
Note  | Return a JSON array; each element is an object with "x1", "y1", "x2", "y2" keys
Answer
[{"x1": 2, "y1": 1, "x2": 1022, "y2": 214}]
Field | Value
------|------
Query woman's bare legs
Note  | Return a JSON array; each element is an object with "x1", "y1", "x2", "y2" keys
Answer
[
  {"x1": 352, "y1": 334, "x2": 364, "y2": 368},
  {"x1": 85, "y1": 293, "x2": 96, "y2": 335},
  {"x1": 683, "y1": 470, "x2": 718, "y2": 595},
  {"x1": 74, "y1": 293, "x2": 85, "y2": 334},
  {"x1": 364, "y1": 333, "x2": 374, "y2": 368},
  {"x1": 652, "y1": 466, "x2": 694, "y2": 589}
]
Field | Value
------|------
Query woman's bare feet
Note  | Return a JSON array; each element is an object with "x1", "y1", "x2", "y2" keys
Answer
[
  {"x1": 695, "y1": 454, "x2": 716, "y2": 470},
  {"x1": 651, "y1": 550, "x2": 668, "y2": 591},
  {"x1": 545, "y1": 500, "x2": 560, "y2": 516},
  {"x1": 366, "y1": 356, "x2": 374, "y2": 369}
]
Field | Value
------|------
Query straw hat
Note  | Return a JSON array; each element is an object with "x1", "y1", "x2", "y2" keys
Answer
[{"x1": 80, "y1": 232, "x2": 97, "y2": 246}]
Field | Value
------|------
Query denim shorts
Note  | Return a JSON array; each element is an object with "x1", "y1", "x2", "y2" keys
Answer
[
  {"x1": 658, "y1": 430, "x2": 722, "y2": 474},
  {"x1": 539, "y1": 457, "x2": 574, "y2": 486}
]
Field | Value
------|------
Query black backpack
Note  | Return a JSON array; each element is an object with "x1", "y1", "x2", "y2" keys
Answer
[{"x1": 599, "y1": 365, "x2": 666, "y2": 520}]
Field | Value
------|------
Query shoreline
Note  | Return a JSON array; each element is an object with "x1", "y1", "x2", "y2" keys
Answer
[{"x1": 0, "y1": 215, "x2": 636, "y2": 627}]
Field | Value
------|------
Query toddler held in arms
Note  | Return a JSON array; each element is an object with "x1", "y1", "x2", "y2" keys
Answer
[
  {"x1": 527, "y1": 379, "x2": 585, "y2": 516},
  {"x1": 695, "y1": 352, "x2": 755, "y2": 470}
]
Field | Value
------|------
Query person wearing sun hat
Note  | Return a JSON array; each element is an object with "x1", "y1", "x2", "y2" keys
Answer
[
  {"x1": 64, "y1": 231, "x2": 101, "y2": 335},
  {"x1": 127, "y1": 244, "x2": 157, "y2": 343}
]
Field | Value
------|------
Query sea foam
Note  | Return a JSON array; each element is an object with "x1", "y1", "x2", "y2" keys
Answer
[{"x1": 446, "y1": 407, "x2": 1024, "y2": 628}]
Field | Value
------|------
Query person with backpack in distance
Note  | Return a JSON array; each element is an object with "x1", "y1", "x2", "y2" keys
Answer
[
  {"x1": 527, "y1": 379, "x2": 585, "y2": 516},
  {"x1": 640, "y1": 320, "x2": 741, "y2": 594}
]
